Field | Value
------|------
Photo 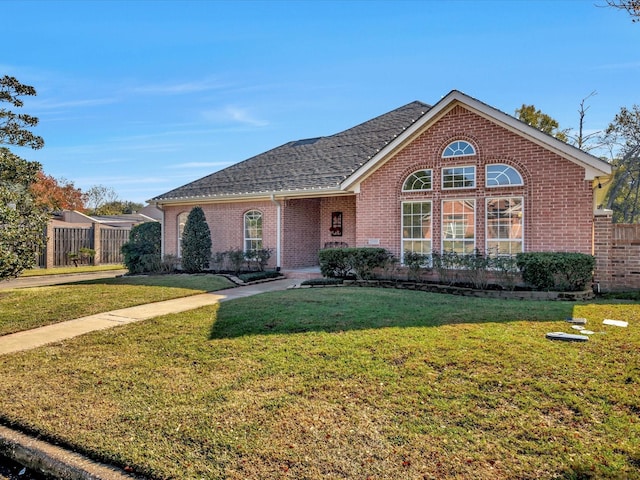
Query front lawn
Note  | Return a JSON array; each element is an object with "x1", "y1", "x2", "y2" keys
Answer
[
  {"x1": 0, "y1": 288, "x2": 638, "y2": 479},
  {"x1": 0, "y1": 274, "x2": 234, "y2": 336}
]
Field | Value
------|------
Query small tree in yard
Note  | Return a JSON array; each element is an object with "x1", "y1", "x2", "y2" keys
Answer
[
  {"x1": 181, "y1": 206, "x2": 211, "y2": 273},
  {"x1": 121, "y1": 222, "x2": 161, "y2": 274}
]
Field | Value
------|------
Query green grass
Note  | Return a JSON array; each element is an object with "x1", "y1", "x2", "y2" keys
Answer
[
  {"x1": 20, "y1": 265, "x2": 126, "y2": 276},
  {"x1": 0, "y1": 274, "x2": 234, "y2": 336},
  {"x1": 0, "y1": 287, "x2": 638, "y2": 479}
]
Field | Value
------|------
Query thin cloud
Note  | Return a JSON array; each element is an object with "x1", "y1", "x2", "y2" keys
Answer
[
  {"x1": 202, "y1": 106, "x2": 269, "y2": 127},
  {"x1": 167, "y1": 161, "x2": 231, "y2": 169},
  {"x1": 593, "y1": 61, "x2": 640, "y2": 71},
  {"x1": 130, "y1": 78, "x2": 228, "y2": 95},
  {"x1": 34, "y1": 97, "x2": 117, "y2": 109}
]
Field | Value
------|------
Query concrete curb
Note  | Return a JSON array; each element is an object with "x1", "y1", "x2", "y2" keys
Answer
[{"x1": 0, "y1": 426, "x2": 141, "y2": 479}]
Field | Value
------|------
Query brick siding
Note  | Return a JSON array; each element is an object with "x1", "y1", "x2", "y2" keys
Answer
[
  {"x1": 593, "y1": 210, "x2": 640, "y2": 292},
  {"x1": 355, "y1": 105, "x2": 594, "y2": 258}
]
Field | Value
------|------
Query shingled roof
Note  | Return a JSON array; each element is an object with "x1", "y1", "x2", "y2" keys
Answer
[{"x1": 151, "y1": 100, "x2": 431, "y2": 202}]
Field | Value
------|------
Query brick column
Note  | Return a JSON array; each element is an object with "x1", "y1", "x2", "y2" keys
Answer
[
  {"x1": 592, "y1": 209, "x2": 613, "y2": 292},
  {"x1": 45, "y1": 221, "x2": 55, "y2": 269},
  {"x1": 92, "y1": 222, "x2": 101, "y2": 266}
]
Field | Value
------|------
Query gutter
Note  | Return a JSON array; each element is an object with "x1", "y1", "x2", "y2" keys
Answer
[{"x1": 270, "y1": 194, "x2": 282, "y2": 271}]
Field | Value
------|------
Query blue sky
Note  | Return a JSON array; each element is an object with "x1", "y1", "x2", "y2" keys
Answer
[{"x1": 3, "y1": 0, "x2": 639, "y2": 205}]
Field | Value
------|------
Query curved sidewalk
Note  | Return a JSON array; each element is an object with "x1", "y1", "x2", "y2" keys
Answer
[{"x1": 0, "y1": 278, "x2": 298, "y2": 356}]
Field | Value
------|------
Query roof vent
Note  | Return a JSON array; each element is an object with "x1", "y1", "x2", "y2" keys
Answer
[{"x1": 292, "y1": 137, "x2": 321, "y2": 147}]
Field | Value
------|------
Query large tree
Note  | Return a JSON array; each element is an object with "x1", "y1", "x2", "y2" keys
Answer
[
  {"x1": 0, "y1": 76, "x2": 44, "y2": 149},
  {"x1": 31, "y1": 171, "x2": 86, "y2": 212},
  {"x1": 0, "y1": 76, "x2": 48, "y2": 279},
  {"x1": 85, "y1": 184, "x2": 120, "y2": 214},
  {"x1": 603, "y1": 105, "x2": 640, "y2": 223},
  {"x1": 605, "y1": 0, "x2": 640, "y2": 21},
  {"x1": 0, "y1": 148, "x2": 48, "y2": 278},
  {"x1": 515, "y1": 104, "x2": 570, "y2": 142}
]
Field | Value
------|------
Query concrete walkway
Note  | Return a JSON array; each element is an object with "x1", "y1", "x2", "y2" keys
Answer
[
  {"x1": 0, "y1": 278, "x2": 299, "y2": 355},
  {"x1": 0, "y1": 275, "x2": 301, "y2": 479}
]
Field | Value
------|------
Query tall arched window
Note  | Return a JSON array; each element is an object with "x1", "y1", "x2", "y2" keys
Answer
[
  {"x1": 177, "y1": 212, "x2": 188, "y2": 257},
  {"x1": 244, "y1": 210, "x2": 263, "y2": 252}
]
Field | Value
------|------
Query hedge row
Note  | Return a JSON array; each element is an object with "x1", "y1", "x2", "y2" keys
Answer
[{"x1": 319, "y1": 248, "x2": 595, "y2": 291}]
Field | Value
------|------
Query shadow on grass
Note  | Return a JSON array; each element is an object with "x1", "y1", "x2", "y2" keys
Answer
[{"x1": 209, "y1": 287, "x2": 580, "y2": 339}]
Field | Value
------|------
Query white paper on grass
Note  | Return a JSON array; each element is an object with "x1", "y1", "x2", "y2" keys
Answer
[{"x1": 603, "y1": 319, "x2": 628, "y2": 328}]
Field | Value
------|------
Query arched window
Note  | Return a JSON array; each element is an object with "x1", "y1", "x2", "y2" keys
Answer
[
  {"x1": 177, "y1": 212, "x2": 188, "y2": 257},
  {"x1": 244, "y1": 210, "x2": 263, "y2": 252},
  {"x1": 402, "y1": 169, "x2": 433, "y2": 191},
  {"x1": 442, "y1": 140, "x2": 475, "y2": 158},
  {"x1": 486, "y1": 164, "x2": 524, "y2": 187}
]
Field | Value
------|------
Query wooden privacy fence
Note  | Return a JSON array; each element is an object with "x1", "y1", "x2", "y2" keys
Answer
[{"x1": 38, "y1": 222, "x2": 131, "y2": 268}]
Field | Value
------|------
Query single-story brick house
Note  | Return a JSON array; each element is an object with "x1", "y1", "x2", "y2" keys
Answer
[{"x1": 150, "y1": 90, "x2": 612, "y2": 270}]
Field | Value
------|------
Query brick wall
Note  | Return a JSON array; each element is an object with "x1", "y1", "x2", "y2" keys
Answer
[
  {"x1": 319, "y1": 196, "x2": 357, "y2": 248},
  {"x1": 593, "y1": 210, "x2": 640, "y2": 291},
  {"x1": 163, "y1": 201, "x2": 278, "y2": 268},
  {"x1": 164, "y1": 198, "x2": 323, "y2": 269},
  {"x1": 282, "y1": 198, "x2": 321, "y2": 268},
  {"x1": 356, "y1": 105, "x2": 594, "y2": 258}
]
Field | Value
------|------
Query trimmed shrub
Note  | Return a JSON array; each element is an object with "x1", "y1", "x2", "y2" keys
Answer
[
  {"x1": 121, "y1": 222, "x2": 161, "y2": 274},
  {"x1": 181, "y1": 207, "x2": 212, "y2": 273},
  {"x1": 432, "y1": 251, "x2": 461, "y2": 285},
  {"x1": 319, "y1": 247, "x2": 391, "y2": 279},
  {"x1": 245, "y1": 248, "x2": 272, "y2": 272},
  {"x1": 493, "y1": 255, "x2": 520, "y2": 291},
  {"x1": 228, "y1": 248, "x2": 245, "y2": 275},
  {"x1": 402, "y1": 251, "x2": 428, "y2": 281},
  {"x1": 319, "y1": 248, "x2": 354, "y2": 278},
  {"x1": 516, "y1": 252, "x2": 595, "y2": 291}
]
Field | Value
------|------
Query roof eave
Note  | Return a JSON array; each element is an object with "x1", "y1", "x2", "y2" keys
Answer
[{"x1": 149, "y1": 186, "x2": 353, "y2": 206}]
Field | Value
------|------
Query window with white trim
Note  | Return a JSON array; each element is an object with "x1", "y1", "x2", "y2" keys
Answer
[
  {"x1": 442, "y1": 140, "x2": 475, "y2": 158},
  {"x1": 486, "y1": 164, "x2": 524, "y2": 187},
  {"x1": 442, "y1": 199, "x2": 475, "y2": 254},
  {"x1": 442, "y1": 166, "x2": 475, "y2": 189},
  {"x1": 402, "y1": 201, "x2": 432, "y2": 259},
  {"x1": 402, "y1": 169, "x2": 433, "y2": 191},
  {"x1": 244, "y1": 210, "x2": 263, "y2": 252},
  {"x1": 486, "y1": 197, "x2": 523, "y2": 256},
  {"x1": 177, "y1": 212, "x2": 188, "y2": 257}
]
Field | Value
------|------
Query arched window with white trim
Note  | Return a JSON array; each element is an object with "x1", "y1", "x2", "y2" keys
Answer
[
  {"x1": 486, "y1": 164, "x2": 524, "y2": 187},
  {"x1": 402, "y1": 169, "x2": 433, "y2": 191},
  {"x1": 244, "y1": 210, "x2": 263, "y2": 252},
  {"x1": 442, "y1": 140, "x2": 476, "y2": 158},
  {"x1": 177, "y1": 212, "x2": 188, "y2": 257}
]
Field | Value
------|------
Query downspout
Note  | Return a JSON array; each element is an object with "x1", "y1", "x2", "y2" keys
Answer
[{"x1": 270, "y1": 194, "x2": 282, "y2": 271}]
